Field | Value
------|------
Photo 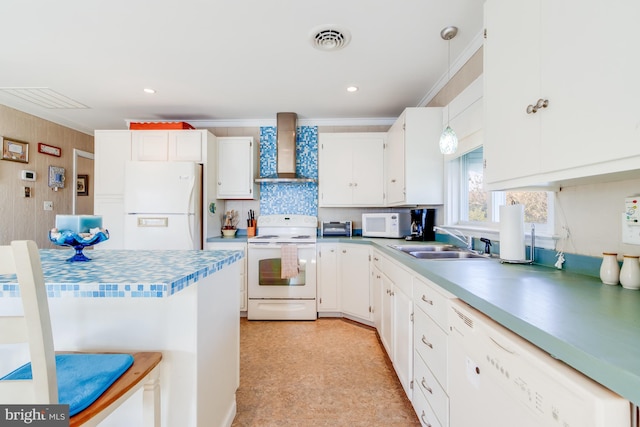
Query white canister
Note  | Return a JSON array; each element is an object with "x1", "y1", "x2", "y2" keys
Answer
[
  {"x1": 599, "y1": 252, "x2": 620, "y2": 285},
  {"x1": 619, "y1": 255, "x2": 640, "y2": 290}
]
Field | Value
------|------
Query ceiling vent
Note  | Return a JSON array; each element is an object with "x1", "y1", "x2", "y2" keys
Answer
[
  {"x1": 0, "y1": 88, "x2": 88, "y2": 109},
  {"x1": 310, "y1": 26, "x2": 351, "y2": 51}
]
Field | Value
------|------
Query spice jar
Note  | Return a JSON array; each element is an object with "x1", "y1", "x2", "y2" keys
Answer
[
  {"x1": 619, "y1": 255, "x2": 640, "y2": 290},
  {"x1": 599, "y1": 252, "x2": 620, "y2": 285}
]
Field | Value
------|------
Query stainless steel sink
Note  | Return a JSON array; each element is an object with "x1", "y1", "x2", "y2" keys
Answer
[
  {"x1": 390, "y1": 244, "x2": 488, "y2": 260},
  {"x1": 389, "y1": 244, "x2": 456, "y2": 253},
  {"x1": 407, "y1": 251, "x2": 486, "y2": 260}
]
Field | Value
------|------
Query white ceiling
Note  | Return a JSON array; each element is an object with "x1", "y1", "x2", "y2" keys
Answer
[{"x1": 0, "y1": 0, "x2": 484, "y2": 135}]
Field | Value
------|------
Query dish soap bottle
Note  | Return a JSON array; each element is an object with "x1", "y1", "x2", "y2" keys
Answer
[
  {"x1": 599, "y1": 252, "x2": 619, "y2": 285},
  {"x1": 619, "y1": 255, "x2": 640, "y2": 290}
]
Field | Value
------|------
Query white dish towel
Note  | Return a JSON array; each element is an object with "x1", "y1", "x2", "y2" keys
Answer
[{"x1": 281, "y1": 244, "x2": 299, "y2": 279}]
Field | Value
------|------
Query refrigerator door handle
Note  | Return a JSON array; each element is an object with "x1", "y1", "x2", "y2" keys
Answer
[{"x1": 137, "y1": 217, "x2": 169, "y2": 227}]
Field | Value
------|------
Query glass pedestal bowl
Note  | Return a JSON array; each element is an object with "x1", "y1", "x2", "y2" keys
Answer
[{"x1": 49, "y1": 229, "x2": 110, "y2": 262}]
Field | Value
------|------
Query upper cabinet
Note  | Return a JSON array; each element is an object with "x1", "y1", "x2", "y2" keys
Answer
[
  {"x1": 318, "y1": 133, "x2": 385, "y2": 207},
  {"x1": 94, "y1": 130, "x2": 132, "y2": 197},
  {"x1": 217, "y1": 136, "x2": 257, "y2": 199},
  {"x1": 386, "y1": 108, "x2": 444, "y2": 206},
  {"x1": 131, "y1": 130, "x2": 203, "y2": 162},
  {"x1": 484, "y1": 0, "x2": 640, "y2": 190}
]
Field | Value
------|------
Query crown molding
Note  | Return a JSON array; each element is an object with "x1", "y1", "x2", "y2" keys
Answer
[{"x1": 417, "y1": 30, "x2": 484, "y2": 108}]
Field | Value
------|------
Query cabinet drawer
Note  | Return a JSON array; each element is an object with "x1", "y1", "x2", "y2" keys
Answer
[
  {"x1": 414, "y1": 307, "x2": 448, "y2": 389},
  {"x1": 412, "y1": 380, "x2": 443, "y2": 427},
  {"x1": 380, "y1": 254, "x2": 412, "y2": 296},
  {"x1": 414, "y1": 350, "x2": 448, "y2": 427},
  {"x1": 414, "y1": 276, "x2": 449, "y2": 330}
]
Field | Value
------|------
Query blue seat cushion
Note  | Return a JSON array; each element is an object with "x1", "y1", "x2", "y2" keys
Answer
[{"x1": 1, "y1": 353, "x2": 134, "y2": 416}]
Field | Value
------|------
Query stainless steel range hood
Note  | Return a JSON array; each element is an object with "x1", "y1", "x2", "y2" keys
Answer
[{"x1": 255, "y1": 112, "x2": 317, "y2": 183}]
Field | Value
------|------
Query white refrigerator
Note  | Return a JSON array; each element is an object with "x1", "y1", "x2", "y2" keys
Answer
[{"x1": 124, "y1": 161, "x2": 202, "y2": 250}]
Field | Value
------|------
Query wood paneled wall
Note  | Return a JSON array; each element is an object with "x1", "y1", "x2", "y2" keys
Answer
[{"x1": 0, "y1": 105, "x2": 93, "y2": 247}]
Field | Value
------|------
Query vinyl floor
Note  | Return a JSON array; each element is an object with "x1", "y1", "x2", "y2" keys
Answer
[{"x1": 231, "y1": 317, "x2": 421, "y2": 427}]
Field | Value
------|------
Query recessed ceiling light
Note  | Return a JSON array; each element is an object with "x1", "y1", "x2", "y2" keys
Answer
[
  {"x1": 143, "y1": 88, "x2": 156, "y2": 94},
  {"x1": 347, "y1": 86, "x2": 358, "y2": 92}
]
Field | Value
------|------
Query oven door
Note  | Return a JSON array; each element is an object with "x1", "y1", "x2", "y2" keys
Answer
[{"x1": 248, "y1": 243, "x2": 317, "y2": 299}]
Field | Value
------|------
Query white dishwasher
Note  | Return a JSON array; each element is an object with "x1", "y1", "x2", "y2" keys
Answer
[{"x1": 448, "y1": 299, "x2": 630, "y2": 427}]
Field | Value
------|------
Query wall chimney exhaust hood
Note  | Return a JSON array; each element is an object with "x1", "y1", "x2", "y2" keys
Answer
[{"x1": 255, "y1": 112, "x2": 317, "y2": 183}]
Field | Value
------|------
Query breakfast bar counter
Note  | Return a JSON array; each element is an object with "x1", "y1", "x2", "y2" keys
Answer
[{"x1": 0, "y1": 248, "x2": 244, "y2": 427}]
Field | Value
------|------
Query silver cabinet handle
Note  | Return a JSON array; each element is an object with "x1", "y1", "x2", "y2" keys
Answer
[
  {"x1": 421, "y1": 335, "x2": 433, "y2": 349},
  {"x1": 391, "y1": 179, "x2": 396, "y2": 183},
  {"x1": 420, "y1": 411, "x2": 432, "y2": 427},
  {"x1": 421, "y1": 377, "x2": 433, "y2": 394},
  {"x1": 421, "y1": 295, "x2": 433, "y2": 305},
  {"x1": 526, "y1": 98, "x2": 549, "y2": 114}
]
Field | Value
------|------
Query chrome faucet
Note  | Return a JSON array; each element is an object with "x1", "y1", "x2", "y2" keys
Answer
[{"x1": 433, "y1": 226, "x2": 473, "y2": 251}]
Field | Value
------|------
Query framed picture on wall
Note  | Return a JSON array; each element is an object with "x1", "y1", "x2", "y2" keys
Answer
[
  {"x1": 1, "y1": 137, "x2": 29, "y2": 163},
  {"x1": 76, "y1": 174, "x2": 89, "y2": 196}
]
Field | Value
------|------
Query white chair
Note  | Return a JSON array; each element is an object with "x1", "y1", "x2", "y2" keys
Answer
[{"x1": 0, "y1": 240, "x2": 162, "y2": 426}]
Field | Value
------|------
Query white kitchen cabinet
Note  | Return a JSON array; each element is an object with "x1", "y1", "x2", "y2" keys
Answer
[
  {"x1": 393, "y1": 285, "x2": 413, "y2": 399},
  {"x1": 206, "y1": 242, "x2": 247, "y2": 311},
  {"x1": 484, "y1": 0, "x2": 640, "y2": 190},
  {"x1": 217, "y1": 137, "x2": 257, "y2": 199},
  {"x1": 412, "y1": 275, "x2": 453, "y2": 427},
  {"x1": 338, "y1": 243, "x2": 371, "y2": 321},
  {"x1": 317, "y1": 243, "x2": 339, "y2": 312},
  {"x1": 93, "y1": 130, "x2": 131, "y2": 250},
  {"x1": 371, "y1": 263, "x2": 383, "y2": 334},
  {"x1": 94, "y1": 130, "x2": 131, "y2": 197},
  {"x1": 379, "y1": 269, "x2": 393, "y2": 356},
  {"x1": 385, "y1": 108, "x2": 444, "y2": 206},
  {"x1": 319, "y1": 133, "x2": 385, "y2": 207},
  {"x1": 131, "y1": 130, "x2": 203, "y2": 162}
]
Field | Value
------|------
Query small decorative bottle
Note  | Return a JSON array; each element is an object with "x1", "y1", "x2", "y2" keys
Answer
[
  {"x1": 599, "y1": 252, "x2": 620, "y2": 285},
  {"x1": 619, "y1": 255, "x2": 640, "y2": 290}
]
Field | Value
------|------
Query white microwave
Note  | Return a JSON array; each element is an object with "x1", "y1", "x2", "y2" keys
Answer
[{"x1": 362, "y1": 213, "x2": 411, "y2": 238}]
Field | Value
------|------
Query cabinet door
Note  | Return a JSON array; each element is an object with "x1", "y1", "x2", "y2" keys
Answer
[
  {"x1": 94, "y1": 130, "x2": 131, "y2": 197},
  {"x1": 317, "y1": 243, "x2": 339, "y2": 312},
  {"x1": 385, "y1": 114, "x2": 406, "y2": 205},
  {"x1": 169, "y1": 131, "x2": 202, "y2": 162},
  {"x1": 483, "y1": 0, "x2": 541, "y2": 185},
  {"x1": 131, "y1": 131, "x2": 169, "y2": 161},
  {"x1": 380, "y1": 271, "x2": 394, "y2": 357},
  {"x1": 539, "y1": 0, "x2": 640, "y2": 173},
  {"x1": 339, "y1": 244, "x2": 371, "y2": 320},
  {"x1": 319, "y1": 135, "x2": 353, "y2": 206},
  {"x1": 351, "y1": 137, "x2": 385, "y2": 205},
  {"x1": 371, "y1": 265, "x2": 383, "y2": 333},
  {"x1": 217, "y1": 137, "x2": 255, "y2": 199},
  {"x1": 393, "y1": 287, "x2": 413, "y2": 399}
]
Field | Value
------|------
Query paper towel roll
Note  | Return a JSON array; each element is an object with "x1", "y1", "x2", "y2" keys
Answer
[{"x1": 500, "y1": 204, "x2": 526, "y2": 262}]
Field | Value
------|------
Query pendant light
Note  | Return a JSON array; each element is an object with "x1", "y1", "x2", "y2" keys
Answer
[{"x1": 439, "y1": 26, "x2": 458, "y2": 155}]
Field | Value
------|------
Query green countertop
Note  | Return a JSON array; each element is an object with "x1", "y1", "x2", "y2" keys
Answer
[{"x1": 328, "y1": 237, "x2": 640, "y2": 406}]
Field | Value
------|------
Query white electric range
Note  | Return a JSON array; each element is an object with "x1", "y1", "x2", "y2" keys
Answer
[{"x1": 247, "y1": 215, "x2": 318, "y2": 320}]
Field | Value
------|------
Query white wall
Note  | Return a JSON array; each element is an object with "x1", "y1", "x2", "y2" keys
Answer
[{"x1": 555, "y1": 178, "x2": 640, "y2": 258}]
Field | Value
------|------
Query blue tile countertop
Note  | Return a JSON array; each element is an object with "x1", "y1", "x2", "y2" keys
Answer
[{"x1": 0, "y1": 249, "x2": 244, "y2": 298}]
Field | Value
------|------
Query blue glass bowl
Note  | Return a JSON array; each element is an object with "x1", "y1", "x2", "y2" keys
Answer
[{"x1": 49, "y1": 229, "x2": 110, "y2": 262}]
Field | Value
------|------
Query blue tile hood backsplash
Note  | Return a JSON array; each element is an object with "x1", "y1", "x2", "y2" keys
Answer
[{"x1": 259, "y1": 126, "x2": 318, "y2": 216}]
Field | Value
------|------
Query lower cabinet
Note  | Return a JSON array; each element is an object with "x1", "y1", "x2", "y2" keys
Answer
[
  {"x1": 339, "y1": 244, "x2": 372, "y2": 321},
  {"x1": 413, "y1": 275, "x2": 454, "y2": 427},
  {"x1": 317, "y1": 243, "x2": 340, "y2": 312},
  {"x1": 206, "y1": 242, "x2": 247, "y2": 311},
  {"x1": 373, "y1": 250, "x2": 414, "y2": 400}
]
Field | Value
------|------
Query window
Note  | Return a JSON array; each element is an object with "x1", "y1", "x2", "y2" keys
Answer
[{"x1": 455, "y1": 147, "x2": 554, "y2": 235}]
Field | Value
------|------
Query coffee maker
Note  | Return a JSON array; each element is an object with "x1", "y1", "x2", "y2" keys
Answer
[{"x1": 406, "y1": 209, "x2": 436, "y2": 241}]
